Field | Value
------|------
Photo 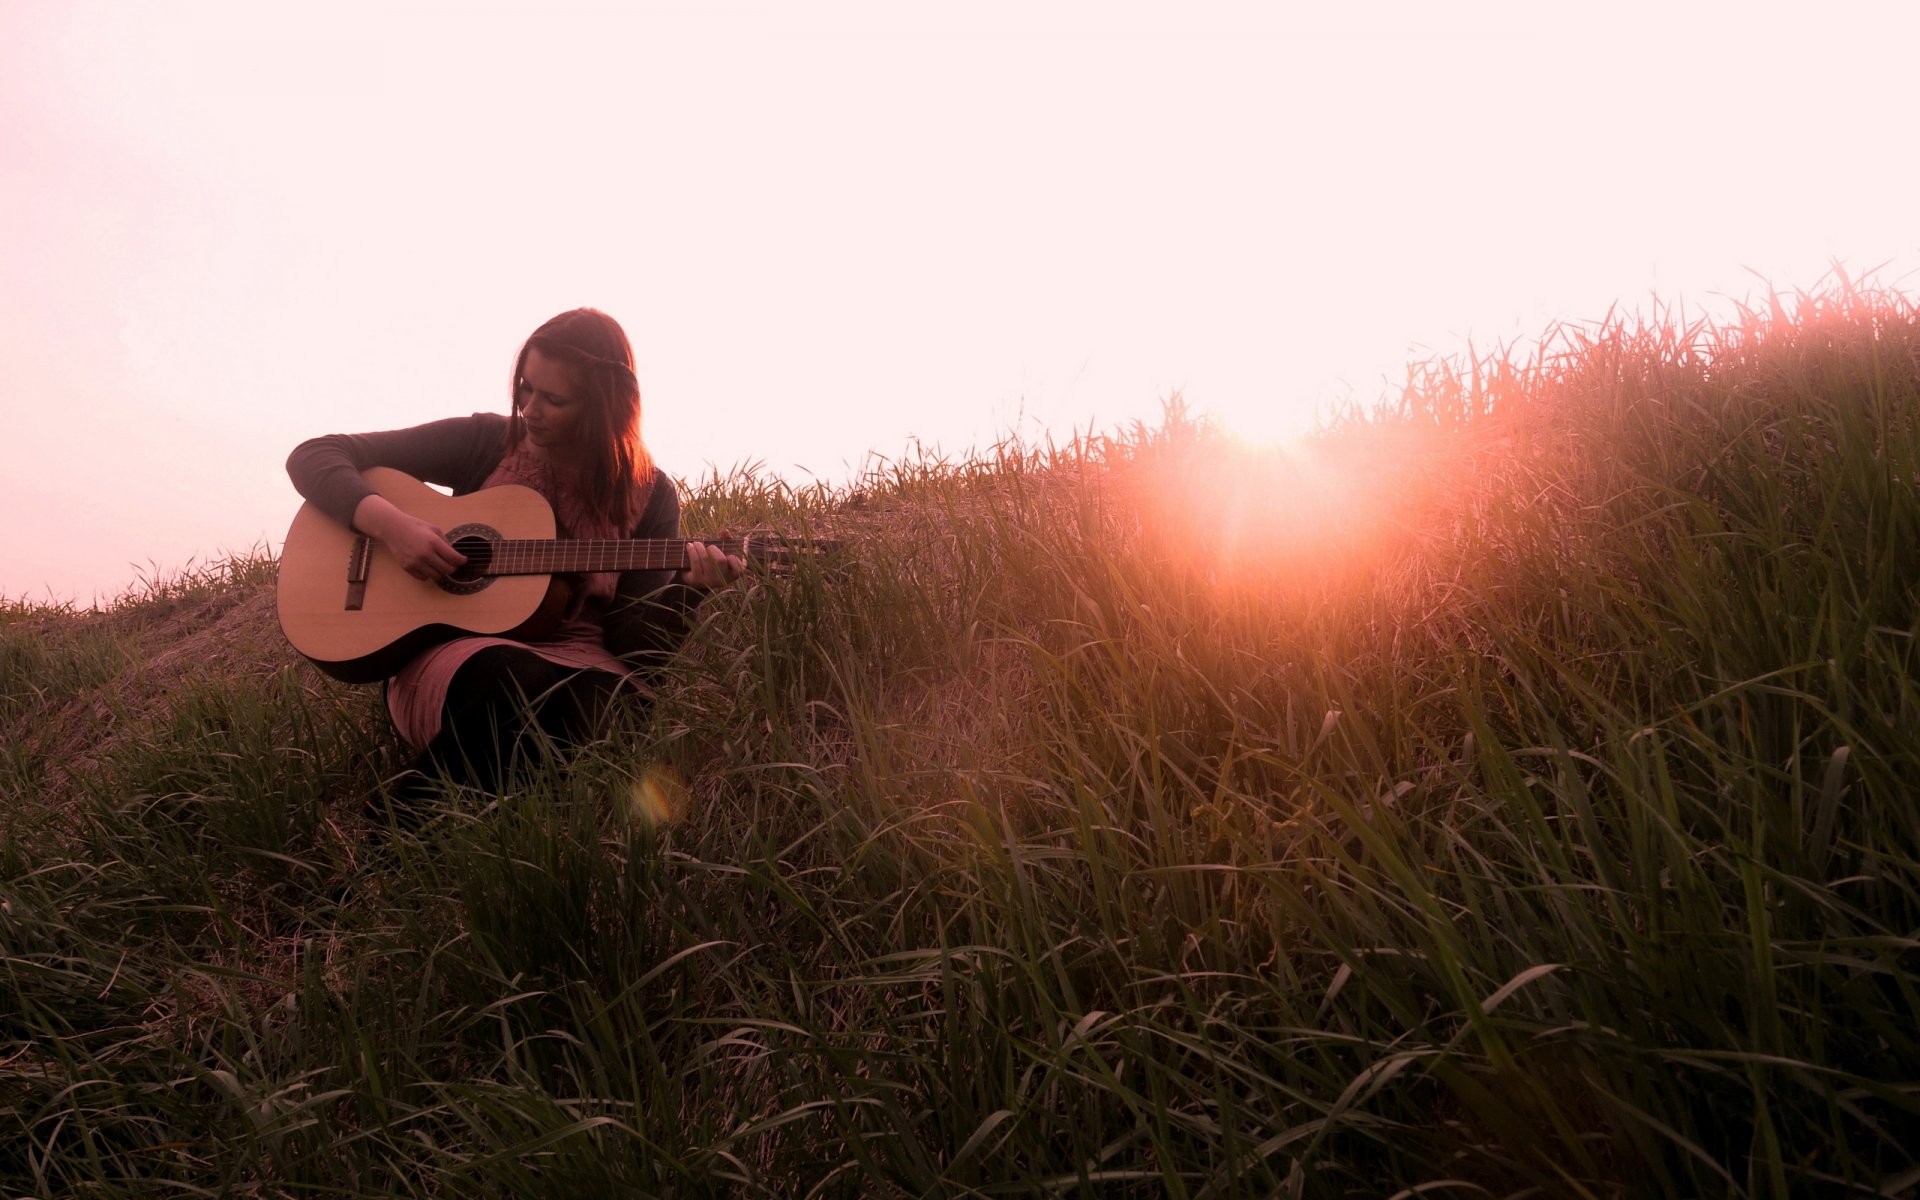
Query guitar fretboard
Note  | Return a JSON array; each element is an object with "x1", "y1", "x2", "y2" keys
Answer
[{"x1": 480, "y1": 538, "x2": 754, "y2": 576}]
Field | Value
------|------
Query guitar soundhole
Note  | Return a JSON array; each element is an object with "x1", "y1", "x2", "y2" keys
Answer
[{"x1": 438, "y1": 526, "x2": 499, "y2": 595}]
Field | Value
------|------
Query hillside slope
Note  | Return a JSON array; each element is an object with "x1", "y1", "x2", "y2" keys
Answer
[{"x1": 4, "y1": 283, "x2": 1918, "y2": 1197}]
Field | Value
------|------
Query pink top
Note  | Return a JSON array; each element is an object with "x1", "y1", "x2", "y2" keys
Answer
[{"x1": 383, "y1": 442, "x2": 653, "y2": 748}]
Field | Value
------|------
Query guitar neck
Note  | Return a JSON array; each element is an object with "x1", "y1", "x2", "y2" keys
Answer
[{"x1": 482, "y1": 538, "x2": 749, "y2": 576}]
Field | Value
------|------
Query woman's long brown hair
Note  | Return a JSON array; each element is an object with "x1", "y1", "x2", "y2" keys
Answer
[{"x1": 504, "y1": 308, "x2": 654, "y2": 532}]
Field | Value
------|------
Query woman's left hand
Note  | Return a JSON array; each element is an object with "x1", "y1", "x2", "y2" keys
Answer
[{"x1": 682, "y1": 540, "x2": 747, "y2": 589}]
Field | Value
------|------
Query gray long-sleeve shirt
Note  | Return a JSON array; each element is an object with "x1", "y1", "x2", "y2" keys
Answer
[{"x1": 286, "y1": 413, "x2": 705, "y2": 672}]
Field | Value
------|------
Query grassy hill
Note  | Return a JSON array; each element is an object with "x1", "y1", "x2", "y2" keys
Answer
[{"x1": 4, "y1": 281, "x2": 1918, "y2": 1197}]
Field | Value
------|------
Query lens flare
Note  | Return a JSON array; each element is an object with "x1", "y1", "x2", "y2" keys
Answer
[{"x1": 627, "y1": 764, "x2": 686, "y2": 829}]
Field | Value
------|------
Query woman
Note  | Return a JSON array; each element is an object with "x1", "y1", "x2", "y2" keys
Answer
[{"x1": 287, "y1": 308, "x2": 744, "y2": 798}]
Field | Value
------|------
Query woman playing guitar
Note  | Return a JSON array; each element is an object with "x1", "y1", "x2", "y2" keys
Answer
[{"x1": 286, "y1": 308, "x2": 745, "y2": 806}]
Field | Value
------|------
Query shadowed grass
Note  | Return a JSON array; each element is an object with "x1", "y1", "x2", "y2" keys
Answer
[{"x1": 4, "y1": 278, "x2": 1919, "y2": 1196}]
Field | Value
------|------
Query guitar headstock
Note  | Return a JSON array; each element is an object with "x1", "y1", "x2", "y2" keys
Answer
[{"x1": 730, "y1": 531, "x2": 844, "y2": 574}]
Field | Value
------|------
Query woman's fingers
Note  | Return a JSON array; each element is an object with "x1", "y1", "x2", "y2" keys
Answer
[
  {"x1": 685, "y1": 542, "x2": 714, "y2": 587},
  {"x1": 389, "y1": 522, "x2": 466, "y2": 581},
  {"x1": 683, "y1": 541, "x2": 746, "y2": 588}
]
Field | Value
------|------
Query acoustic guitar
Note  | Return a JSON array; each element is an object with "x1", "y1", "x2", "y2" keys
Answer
[{"x1": 277, "y1": 467, "x2": 825, "y2": 683}]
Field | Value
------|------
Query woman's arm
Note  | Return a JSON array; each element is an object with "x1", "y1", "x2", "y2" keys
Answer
[
  {"x1": 286, "y1": 414, "x2": 509, "y2": 528},
  {"x1": 602, "y1": 475, "x2": 713, "y2": 673},
  {"x1": 286, "y1": 413, "x2": 508, "y2": 579}
]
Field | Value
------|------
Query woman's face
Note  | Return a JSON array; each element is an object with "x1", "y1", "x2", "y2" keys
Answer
[{"x1": 516, "y1": 346, "x2": 589, "y2": 455}]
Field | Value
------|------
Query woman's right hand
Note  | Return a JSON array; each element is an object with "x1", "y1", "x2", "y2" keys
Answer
[{"x1": 352, "y1": 494, "x2": 468, "y2": 581}]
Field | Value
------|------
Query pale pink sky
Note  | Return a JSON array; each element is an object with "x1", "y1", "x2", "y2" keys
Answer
[{"x1": 4, "y1": 0, "x2": 1915, "y2": 604}]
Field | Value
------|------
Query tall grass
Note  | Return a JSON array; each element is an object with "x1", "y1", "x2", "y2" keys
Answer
[{"x1": 4, "y1": 279, "x2": 1918, "y2": 1196}]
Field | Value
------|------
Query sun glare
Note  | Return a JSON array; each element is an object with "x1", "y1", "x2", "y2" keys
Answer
[
  {"x1": 1197, "y1": 398, "x2": 1323, "y2": 451},
  {"x1": 1129, "y1": 412, "x2": 1454, "y2": 606}
]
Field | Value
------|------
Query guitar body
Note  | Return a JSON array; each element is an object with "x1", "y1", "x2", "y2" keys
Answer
[{"x1": 277, "y1": 467, "x2": 567, "y2": 683}]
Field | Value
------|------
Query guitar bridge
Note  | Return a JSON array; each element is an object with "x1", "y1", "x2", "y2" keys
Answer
[{"x1": 344, "y1": 535, "x2": 373, "y2": 611}]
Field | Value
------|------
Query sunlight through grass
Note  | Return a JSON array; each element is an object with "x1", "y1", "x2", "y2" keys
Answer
[{"x1": 4, "y1": 279, "x2": 1919, "y2": 1196}]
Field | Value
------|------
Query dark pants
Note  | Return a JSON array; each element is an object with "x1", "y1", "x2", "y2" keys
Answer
[{"x1": 406, "y1": 645, "x2": 629, "y2": 795}]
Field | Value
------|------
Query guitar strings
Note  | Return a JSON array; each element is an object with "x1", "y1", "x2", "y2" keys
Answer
[{"x1": 482, "y1": 538, "x2": 758, "y2": 576}]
